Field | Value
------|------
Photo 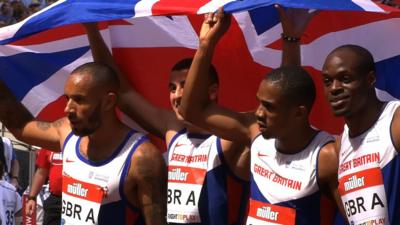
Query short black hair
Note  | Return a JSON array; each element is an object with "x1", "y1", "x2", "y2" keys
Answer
[
  {"x1": 172, "y1": 58, "x2": 219, "y2": 85},
  {"x1": 71, "y1": 62, "x2": 120, "y2": 92},
  {"x1": 329, "y1": 44, "x2": 375, "y2": 76},
  {"x1": 265, "y1": 66, "x2": 316, "y2": 111}
]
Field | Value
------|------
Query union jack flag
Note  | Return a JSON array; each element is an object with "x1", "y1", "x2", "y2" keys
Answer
[{"x1": 0, "y1": 0, "x2": 399, "y2": 138}]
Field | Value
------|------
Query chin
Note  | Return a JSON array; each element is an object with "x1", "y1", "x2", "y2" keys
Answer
[
  {"x1": 331, "y1": 108, "x2": 350, "y2": 117},
  {"x1": 260, "y1": 132, "x2": 272, "y2": 140},
  {"x1": 71, "y1": 127, "x2": 94, "y2": 137},
  {"x1": 174, "y1": 110, "x2": 184, "y2": 121}
]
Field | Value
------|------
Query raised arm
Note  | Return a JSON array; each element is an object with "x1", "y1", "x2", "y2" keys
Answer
[
  {"x1": 179, "y1": 10, "x2": 256, "y2": 145},
  {"x1": 131, "y1": 142, "x2": 167, "y2": 225},
  {"x1": 0, "y1": 82, "x2": 66, "y2": 150},
  {"x1": 277, "y1": 5, "x2": 317, "y2": 66},
  {"x1": 83, "y1": 24, "x2": 180, "y2": 139}
]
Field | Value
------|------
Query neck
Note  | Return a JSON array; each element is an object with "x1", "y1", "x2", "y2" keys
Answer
[
  {"x1": 185, "y1": 122, "x2": 210, "y2": 135},
  {"x1": 275, "y1": 124, "x2": 317, "y2": 154},
  {"x1": 81, "y1": 115, "x2": 130, "y2": 162},
  {"x1": 345, "y1": 97, "x2": 383, "y2": 137}
]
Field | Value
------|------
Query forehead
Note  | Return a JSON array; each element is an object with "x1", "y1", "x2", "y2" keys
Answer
[
  {"x1": 323, "y1": 50, "x2": 360, "y2": 73},
  {"x1": 169, "y1": 69, "x2": 188, "y2": 84},
  {"x1": 256, "y1": 79, "x2": 283, "y2": 102},
  {"x1": 65, "y1": 73, "x2": 96, "y2": 94}
]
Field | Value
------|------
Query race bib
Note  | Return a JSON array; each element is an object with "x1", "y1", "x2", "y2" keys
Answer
[
  {"x1": 246, "y1": 199, "x2": 296, "y2": 225},
  {"x1": 339, "y1": 167, "x2": 388, "y2": 225},
  {"x1": 61, "y1": 174, "x2": 107, "y2": 225},
  {"x1": 167, "y1": 165, "x2": 206, "y2": 223}
]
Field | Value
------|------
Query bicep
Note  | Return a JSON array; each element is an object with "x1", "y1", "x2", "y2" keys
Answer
[
  {"x1": 20, "y1": 118, "x2": 67, "y2": 151},
  {"x1": 119, "y1": 90, "x2": 176, "y2": 138},
  {"x1": 200, "y1": 104, "x2": 256, "y2": 144},
  {"x1": 133, "y1": 143, "x2": 167, "y2": 225},
  {"x1": 220, "y1": 139, "x2": 250, "y2": 181},
  {"x1": 317, "y1": 143, "x2": 339, "y2": 199}
]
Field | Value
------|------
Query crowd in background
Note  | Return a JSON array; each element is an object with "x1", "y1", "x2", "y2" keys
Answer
[{"x1": 0, "y1": 0, "x2": 56, "y2": 27}]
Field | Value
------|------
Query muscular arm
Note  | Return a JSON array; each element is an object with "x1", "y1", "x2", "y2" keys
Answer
[
  {"x1": 220, "y1": 139, "x2": 250, "y2": 181},
  {"x1": 318, "y1": 141, "x2": 346, "y2": 218},
  {"x1": 0, "y1": 81, "x2": 66, "y2": 150},
  {"x1": 131, "y1": 142, "x2": 167, "y2": 225},
  {"x1": 179, "y1": 11, "x2": 256, "y2": 145},
  {"x1": 391, "y1": 106, "x2": 400, "y2": 152},
  {"x1": 84, "y1": 24, "x2": 180, "y2": 139}
]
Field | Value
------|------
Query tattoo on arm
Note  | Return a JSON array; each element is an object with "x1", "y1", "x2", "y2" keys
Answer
[
  {"x1": 36, "y1": 121, "x2": 51, "y2": 131},
  {"x1": 136, "y1": 148, "x2": 167, "y2": 225},
  {"x1": 36, "y1": 118, "x2": 65, "y2": 131}
]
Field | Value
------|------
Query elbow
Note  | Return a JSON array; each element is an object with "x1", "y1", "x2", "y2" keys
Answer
[
  {"x1": 7, "y1": 128, "x2": 23, "y2": 141},
  {"x1": 178, "y1": 104, "x2": 194, "y2": 122}
]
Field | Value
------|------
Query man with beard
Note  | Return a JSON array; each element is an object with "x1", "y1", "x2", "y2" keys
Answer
[
  {"x1": 322, "y1": 45, "x2": 400, "y2": 225},
  {"x1": 179, "y1": 9, "x2": 344, "y2": 225},
  {"x1": 84, "y1": 23, "x2": 250, "y2": 225},
  {"x1": 0, "y1": 63, "x2": 167, "y2": 225},
  {"x1": 82, "y1": 6, "x2": 316, "y2": 225}
]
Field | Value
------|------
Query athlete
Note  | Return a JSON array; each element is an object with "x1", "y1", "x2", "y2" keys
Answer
[
  {"x1": 322, "y1": 45, "x2": 400, "y2": 225},
  {"x1": 84, "y1": 23, "x2": 249, "y2": 225},
  {"x1": 83, "y1": 6, "x2": 315, "y2": 224},
  {"x1": 0, "y1": 159, "x2": 21, "y2": 225},
  {"x1": 0, "y1": 63, "x2": 166, "y2": 225},
  {"x1": 179, "y1": 9, "x2": 343, "y2": 225}
]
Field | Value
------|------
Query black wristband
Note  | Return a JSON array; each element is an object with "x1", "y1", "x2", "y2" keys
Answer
[
  {"x1": 281, "y1": 33, "x2": 301, "y2": 43},
  {"x1": 28, "y1": 196, "x2": 36, "y2": 201}
]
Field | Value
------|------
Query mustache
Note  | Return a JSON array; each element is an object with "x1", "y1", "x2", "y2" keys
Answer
[{"x1": 68, "y1": 113, "x2": 77, "y2": 121}]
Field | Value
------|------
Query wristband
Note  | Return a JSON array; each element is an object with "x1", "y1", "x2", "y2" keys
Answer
[
  {"x1": 281, "y1": 33, "x2": 301, "y2": 43},
  {"x1": 28, "y1": 196, "x2": 36, "y2": 201}
]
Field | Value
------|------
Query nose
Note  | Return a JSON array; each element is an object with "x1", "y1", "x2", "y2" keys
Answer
[
  {"x1": 255, "y1": 105, "x2": 264, "y2": 119},
  {"x1": 330, "y1": 79, "x2": 343, "y2": 95},
  {"x1": 175, "y1": 85, "x2": 184, "y2": 98},
  {"x1": 64, "y1": 99, "x2": 75, "y2": 114}
]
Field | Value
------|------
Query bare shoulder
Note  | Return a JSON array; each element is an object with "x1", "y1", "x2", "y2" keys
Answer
[
  {"x1": 130, "y1": 141, "x2": 166, "y2": 180},
  {"x1": 318, "y1": 141, "x2": 339, "y2": 181},
  {"x1": 391, "y1": 104, "x2": 400, "y2": 151},
  {"x1": 133, "y1": 141, "x2": 164, "y2": 162}
]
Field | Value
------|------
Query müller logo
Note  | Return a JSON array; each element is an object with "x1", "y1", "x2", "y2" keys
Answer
[
  {"x1": 256, "y1": 206, "x2": 279, "y2": 221},
  {"x1": 344, "y1": 175, "x2": 365, "y2": 191},
  {"x1": 67, "y1": 183, "x2": 89, "y2": 197},
  {"x1": 168, "y1": 168, "x2": 189, "y2": 182}
]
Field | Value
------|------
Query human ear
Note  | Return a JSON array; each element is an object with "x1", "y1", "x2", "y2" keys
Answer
[
  {"x1": 103, "y1": 92, "x2": 118, "y2": 111},
  {"x1": 366, "y1": 70, "x2": 376, "y2": 87}
]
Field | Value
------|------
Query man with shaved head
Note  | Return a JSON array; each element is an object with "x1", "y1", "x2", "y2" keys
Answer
[
  {"x1": 0, "y1": 62, "x2": 167, "y2": 225},
  {"x1": 322, "y1": 44, "x2": 400, "y2": 225}
]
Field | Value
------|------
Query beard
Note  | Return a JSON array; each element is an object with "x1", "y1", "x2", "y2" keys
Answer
[{"x1": 70, "y1": 104, "x2": 102, "y2": 137}]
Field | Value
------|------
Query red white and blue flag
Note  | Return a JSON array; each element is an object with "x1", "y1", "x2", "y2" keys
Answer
[{"x1": 0, "y1": 0, "x2": 399, "y2": 140}]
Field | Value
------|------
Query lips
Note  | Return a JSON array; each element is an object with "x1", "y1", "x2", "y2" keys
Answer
[
  {"x1": 68, "y1": 118, "x2": 79, "y2": 126},
  {"x1": 329, "y1": 95, "x2": 350, "y2": 108},
  {"x1": 257, "y1": 121, "x2": 266, "y2": 132},
  {"x1": 173, "y1": 98, "x2": 181, "y2": 109}
]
